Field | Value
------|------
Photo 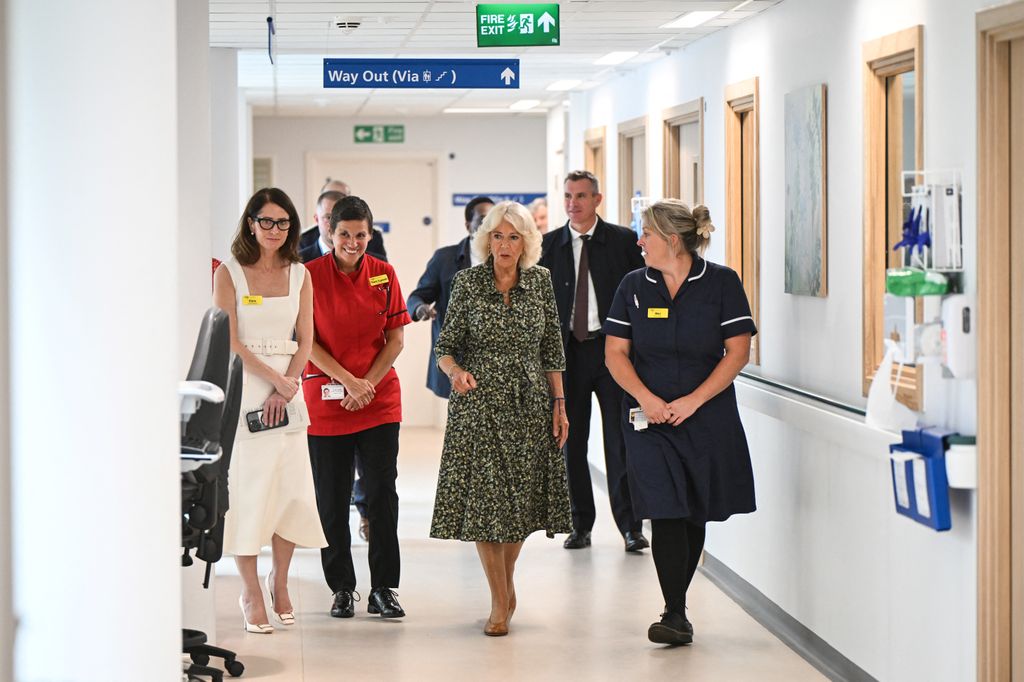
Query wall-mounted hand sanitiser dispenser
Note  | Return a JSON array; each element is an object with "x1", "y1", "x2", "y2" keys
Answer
[{"x1": 941, "y1": 294, "x2": 975, "y2": 379}]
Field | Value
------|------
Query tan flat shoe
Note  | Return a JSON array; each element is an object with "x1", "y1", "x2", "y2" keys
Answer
[{"x1": 484, "y1": 619, "x2": 509, "y2": 637}]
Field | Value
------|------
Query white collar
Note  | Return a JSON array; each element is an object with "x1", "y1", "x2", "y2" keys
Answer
[
  {"x1": 569, "y1": 217, "x2": 599, "y2": 239},
  {"x1": 318, "y1": 236, "x2": 332, "y2": 255}
]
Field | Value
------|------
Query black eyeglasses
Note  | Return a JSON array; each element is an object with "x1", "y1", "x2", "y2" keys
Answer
[{"x1": 253, "y1": 216, "x2": 292, "y2": 231}]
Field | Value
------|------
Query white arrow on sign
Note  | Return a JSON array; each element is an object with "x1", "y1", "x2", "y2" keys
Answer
[
  {"x1": 356, "y1": 128, "x2": 372, "y2": 141},
  {"x1": 500, "y1": 67, "x2": 516, "y2": 85},
  {"x1": 538, "y1": 11, "x2": 556, "y2": 33}
]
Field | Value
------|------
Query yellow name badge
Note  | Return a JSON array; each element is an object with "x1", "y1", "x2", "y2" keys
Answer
[
  {"x1": 369, "y1": 274, "x2": 390, "y2": 287},
  {"x1": 647, "y1": 308, "x2": 669, "y2": 319},
  {"x1": 242, "y1": 295, "x2": 263, "y2": 306}
]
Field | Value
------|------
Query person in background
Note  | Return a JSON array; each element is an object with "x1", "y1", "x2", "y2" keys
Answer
[
  {"x1": 528, "y1": 197, "x2": 549, "y2": 234},
  {"x1": 300, "y1": 179, "x2": 387, "y2": 261},
  {"x1": 539, "y1": 170, "x2": 648, "y2": 553},
  {"x1": 304, "y1": 195, "x2": 411, "y2": 621},
  {"x1": 430, "y1": 201, "x2": 571, "y2": 637},
  {"x1": 603, "y1": 200, "x2": 756, "y2": 645},
  {"x1": 406, "y1": 195, "x2": 494, "y2": 398},
  {"x1": 214, "y1": 187, "x2": 327, "y2": 634},
  {"x1": 299, "y1": 190, "x2": 344, "y2": 264}
]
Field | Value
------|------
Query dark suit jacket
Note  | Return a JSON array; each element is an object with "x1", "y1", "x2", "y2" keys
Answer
[
  {"x1": 299, "y1": 241, "x2": 324, "y2": 264},
  {"x1": 406, "y1": 236, "x2": 472, "y2": 397},
  {"x1": 299, "y1": 225, "x2": 388, "y2": 261},
  {"x1": 538, "y1": 217, "x2": 645, "y2": 346}
]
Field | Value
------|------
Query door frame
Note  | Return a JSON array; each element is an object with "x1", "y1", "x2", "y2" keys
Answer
[{"x1": 977, "y1": 3, "x2": 1024, "y2": 680}]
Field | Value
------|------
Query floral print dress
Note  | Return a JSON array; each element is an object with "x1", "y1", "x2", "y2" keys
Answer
[{"x1": 429, "y1": 261, "x2": 572, "y2": 543}]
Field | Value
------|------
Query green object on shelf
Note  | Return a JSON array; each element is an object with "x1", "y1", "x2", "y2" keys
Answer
[{"x1": 885, "y1": 268, "x2": 949, "y2": 296}]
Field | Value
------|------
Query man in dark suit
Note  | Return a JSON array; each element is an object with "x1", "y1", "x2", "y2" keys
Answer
[
  {"x1": 406, "y1": 195, "x2": 494, "y2": 397},
  {"x1": 300, "y1": 179, "x2": 387, "y2": 261},
  {"x1": 539, "y1": 170, "x2": 648, "y2": 553},
  {"x1": 300, "y1": 190, "x2": 345, "y2": 263}
]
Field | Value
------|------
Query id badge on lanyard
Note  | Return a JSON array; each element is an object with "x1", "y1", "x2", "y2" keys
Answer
[{"x1": 321, "y1": 382, "x2": 346, "y2": 401}]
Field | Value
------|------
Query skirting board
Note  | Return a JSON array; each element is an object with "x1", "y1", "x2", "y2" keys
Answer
[{"x1": 701, "y1": 552, "x2": 877, "y2": 682}]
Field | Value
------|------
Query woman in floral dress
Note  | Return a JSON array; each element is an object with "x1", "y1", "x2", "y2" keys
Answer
[{"x1": 430, "y1": 201, "x2": 572, "y2": 637}]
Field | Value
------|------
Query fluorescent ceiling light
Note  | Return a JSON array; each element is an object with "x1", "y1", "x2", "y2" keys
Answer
[
  {"x1": 509, "y1": 99, "x2": 540, "y2": 111},
  {"x1": 594, "y1": 51, "x2": 638, "y2": 65},
  {"x1": 661, "y1": 10, "x2": 723, "y2": 29},
  {"x1": 547, "y1": 79, "x2": 582, "y2": 91},
  {"x1": 444, "y1": 107, "x2": 516, "y2": 114}
]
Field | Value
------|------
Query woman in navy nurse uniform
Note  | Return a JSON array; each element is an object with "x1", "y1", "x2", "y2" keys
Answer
[{"x1": 603, "y1": 199, "x2": 756, "y2": 646}]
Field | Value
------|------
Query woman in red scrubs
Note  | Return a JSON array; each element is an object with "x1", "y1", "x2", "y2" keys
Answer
[{"x1": 303, "y1": 195, "x2": 411, "y2": 620}]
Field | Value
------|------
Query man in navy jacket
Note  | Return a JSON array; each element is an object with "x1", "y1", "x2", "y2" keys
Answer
[
  {"x1": 539, "y1": 170, "x2": 648, "y2": 553},
  {"x1": 406, "y1": 196, "x2": 494, "y2": 397}
]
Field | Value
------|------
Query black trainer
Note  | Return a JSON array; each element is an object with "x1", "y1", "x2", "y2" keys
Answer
[
  {"x1": 330, "y1": 590, "x2": 358, "y2": 618},
  {"x1": 647, "y1": 610, "x2": 693, "y2": 645},
  {"x1": 367, "y1": 587, "x2": 406, "y2": 618}
]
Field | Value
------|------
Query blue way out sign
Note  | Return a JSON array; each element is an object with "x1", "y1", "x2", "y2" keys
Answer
[{"x1": 324, "y1": 58, "x2": 520, "y2": 89}]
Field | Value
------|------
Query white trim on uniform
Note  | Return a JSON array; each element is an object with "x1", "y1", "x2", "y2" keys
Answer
[
  {"x1": 721, "y1": 315, "x2": 753, "y2": 326},
  {"x1": 644, "y1": 269, "x2": 657, "y2": 284},
  {"x1": 688, "y1": 258, "x2": 708, "y2": 281},
  {"x1": 606, "y1": 317, "x2": 632, "y2": 327}
]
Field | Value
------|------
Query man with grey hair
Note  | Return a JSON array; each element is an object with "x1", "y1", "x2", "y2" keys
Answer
[{"x1": 539, "y1": 170, "x2": 648, "y2": 553}]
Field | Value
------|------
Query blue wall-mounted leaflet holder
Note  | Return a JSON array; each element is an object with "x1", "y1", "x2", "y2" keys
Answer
[{"x1": 889, "y1": 427, "x2": 955, "y2": 531}]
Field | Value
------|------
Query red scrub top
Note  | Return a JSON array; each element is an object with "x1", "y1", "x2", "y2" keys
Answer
[{"x1": 304, "y1": 253, "x2": 412, "y2": 436}]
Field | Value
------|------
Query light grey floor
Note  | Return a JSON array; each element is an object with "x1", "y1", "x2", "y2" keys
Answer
[{"x1": 208, "y1": 427, "x2": 824, "y2": 681}]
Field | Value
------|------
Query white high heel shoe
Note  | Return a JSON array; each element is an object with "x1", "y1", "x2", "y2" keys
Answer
[
  {"x1": 266, "y1": 574, "x2": 296, "y2": 626},
  {"x1": 239, "y1": 595, "x2": 274, "y2": 634}
]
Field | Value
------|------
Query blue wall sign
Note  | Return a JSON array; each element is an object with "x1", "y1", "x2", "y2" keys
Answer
[
  {"x1": 324, "y1": 58, "x2": 520, "y2": 89},
  {"x1": 453, "y1": 193, "x2": 546, "y2": 206},
  {"x1": 374, "y1": 221, "x2": 390, "y2": 234}
]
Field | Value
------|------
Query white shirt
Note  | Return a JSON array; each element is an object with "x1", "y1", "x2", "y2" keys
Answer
[
  {"x1": 318, "y1": 236, "x2": 331, "y2": 256},
  {"x1": 470, "y1": 239, "x2": 483, "y2": 267},
  {"x1": 568, "y1": 218, "x2": 601, "y2": 334}
]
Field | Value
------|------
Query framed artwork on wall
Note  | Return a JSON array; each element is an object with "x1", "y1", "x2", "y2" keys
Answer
[{"x1": 783, "y1": 83, "x2": 828, "y2": 297}]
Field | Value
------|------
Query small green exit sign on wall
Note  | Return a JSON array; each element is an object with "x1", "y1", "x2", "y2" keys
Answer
[
  {"x1": 354, "y1": 125, "x2": 405, "y2": 144},
  {"x1": 477, "y1": 3, "x2": 560, "y2": 48}
]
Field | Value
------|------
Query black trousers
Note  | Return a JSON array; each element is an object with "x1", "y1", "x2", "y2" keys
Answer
[
  {"x1": 308, "y1": 423, "x2": 401, "y2": 593},
  {"x1": 650, "y1": 518, "x2": 707, "y2": 615},
  {"x1": 564, "y1": 335, "x2": 639, "y2": 535}
]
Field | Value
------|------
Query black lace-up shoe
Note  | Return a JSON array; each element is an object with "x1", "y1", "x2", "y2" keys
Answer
[
  {"x1": 563, "y1": 530, "x2": 592, "y2": 549},
  {"x1": 330, "y1": 590, "x2": 358, "y2": 618},
  {"x1": 647, "y1": 610, "x2": 693, "y2": 645},
  {"x1": 624, "y1": 531, "x2": 650, "y2": 552},
  {"x1": 367, "y1": 587, "x2": 405, "y2": 618}
]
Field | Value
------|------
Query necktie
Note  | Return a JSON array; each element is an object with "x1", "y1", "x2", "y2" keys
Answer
[{"x1": 573, "y1": 235, "x2": 591, "y2": 342}]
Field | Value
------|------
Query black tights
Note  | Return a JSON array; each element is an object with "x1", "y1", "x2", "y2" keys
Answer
[{"x1": 650, "y1": 518, "x2": 707, "y2": 616}]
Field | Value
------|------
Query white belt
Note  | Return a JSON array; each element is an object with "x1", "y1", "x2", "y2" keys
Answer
[{"x1": 242, "y1": 338, "x2": 298, "y2": 355}]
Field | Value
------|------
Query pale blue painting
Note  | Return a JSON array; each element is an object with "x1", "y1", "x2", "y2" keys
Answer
[{"x1": 784, "y1": 84, "x2": 827, "y2": 297}]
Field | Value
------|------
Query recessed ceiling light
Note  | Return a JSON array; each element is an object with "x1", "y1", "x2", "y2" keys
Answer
[
  {"x1": 547, "y1": 79, "x2": 582, "y2": 91},
  {"x1": 594, "y1": 51, "x2": 638, "y2": 66},
  {"x1": 661, "y1": 10, "x2": 723, "y2": 29},
  {"x1": 509, "y1": 99, "x2": 540, "y2": 111}
]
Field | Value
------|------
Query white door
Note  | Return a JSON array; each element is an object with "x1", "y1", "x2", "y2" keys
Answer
[{"x1": 307, "y1": 154, "x2": 443, "y2": 428}]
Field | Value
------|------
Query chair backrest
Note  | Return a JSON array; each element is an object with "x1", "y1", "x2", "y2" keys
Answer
[
  {"x1": 194, "y1": 353, "x2": 242, "y2": 565},
  {"x1": 183, "y1": 308, "x2": 231, "y2": 453}
]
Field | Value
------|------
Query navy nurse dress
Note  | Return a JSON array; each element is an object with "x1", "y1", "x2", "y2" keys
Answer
[{"x1": 602, "y1": 257, "x2": 757, "y2": 523}]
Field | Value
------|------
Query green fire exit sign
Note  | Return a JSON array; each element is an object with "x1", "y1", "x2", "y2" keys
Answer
[
  {"x1": 476, "y1": 3, "x2": 560, "y2": 48},
  {"x1": 354, "y1": 125, "x2": 405, "y2": 144}
]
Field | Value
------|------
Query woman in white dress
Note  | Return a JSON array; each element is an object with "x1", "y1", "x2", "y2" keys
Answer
[{"x1": 213, "y1": 188, "x2": 327, "y2": 633}]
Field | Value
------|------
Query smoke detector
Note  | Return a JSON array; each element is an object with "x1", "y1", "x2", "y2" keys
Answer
[{"x1": 333, "y1": 16, "x2": 362, "y2": 34}]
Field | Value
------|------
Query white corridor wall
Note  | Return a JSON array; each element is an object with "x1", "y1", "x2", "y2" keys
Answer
[
  {"x1": 253, "y1": 115, "x2": 547, "y2": 251},
  {"x1": 565, "y1": 0, "x2": 985, "y2": 679},
  {"x1": 7, "y1": 1, "x2": 182, "y2": 680}
]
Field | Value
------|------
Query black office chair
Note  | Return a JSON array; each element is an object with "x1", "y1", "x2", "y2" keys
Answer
[{"x1": 180, "y1": 308, "x2": 245, "y2": 681}]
